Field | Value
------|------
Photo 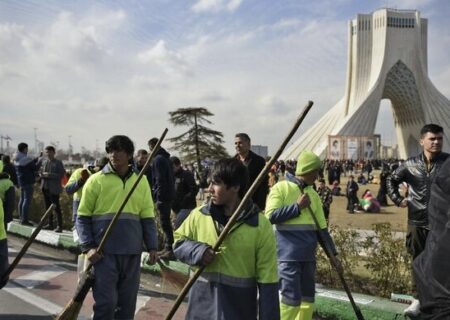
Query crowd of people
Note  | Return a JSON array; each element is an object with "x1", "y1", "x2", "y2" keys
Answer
[{"x1": 0, "y1": 123, "x2": 449, "y2": 319}]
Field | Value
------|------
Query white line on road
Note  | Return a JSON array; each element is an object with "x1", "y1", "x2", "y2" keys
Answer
[
  {"x1": 3, "y1": 282, "x2": 63, "y2": 315},
  {"x1": 13, "y1": 264, "x2": 69, "y2": 289}
]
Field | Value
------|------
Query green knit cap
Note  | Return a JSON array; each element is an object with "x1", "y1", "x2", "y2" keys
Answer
[{"x1": 295, "y1": 150, "x2": 321, "y2": 175}]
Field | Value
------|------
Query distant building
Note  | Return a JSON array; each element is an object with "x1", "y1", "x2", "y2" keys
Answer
[{"x1": 251, "y1": 145, "x2": 268, "y2": 158}]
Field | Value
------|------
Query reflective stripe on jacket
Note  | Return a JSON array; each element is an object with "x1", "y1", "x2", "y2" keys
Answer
[
  {"x1": 265, "y1": 178, "x2": 336, "y2": 261},
  {"x1": 173, "y1": 204, "x2": 280, "y2": 320},
  {"x1": 77, "y1": 164, "x2": 157, "y2": 254}
]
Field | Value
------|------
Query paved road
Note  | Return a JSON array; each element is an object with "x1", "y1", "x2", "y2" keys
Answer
[{"x1": 0, "y1": 235, "x2": 187, "y2": 319}]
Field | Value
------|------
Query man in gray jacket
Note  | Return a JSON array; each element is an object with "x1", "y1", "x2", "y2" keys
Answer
[{"x1": 39, "y1": 146, "x2": 65, "y2": 232}]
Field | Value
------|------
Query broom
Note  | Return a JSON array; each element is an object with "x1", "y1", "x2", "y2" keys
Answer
[
  {"x1": 56, "y1": 128, "x2": 168, "y2": 320},
  {"x1": 165, "y1": 101, "x2": 314, "y2": 320},
  {"x1": 1, "y1": 203, "x2": 55, "y2": 284},
  {"x1": 156, "y1": 259, "x2": 189, "y2": 291},
  {"x1": 296, "y1": 182, "x2": 365, "y2": 320}
]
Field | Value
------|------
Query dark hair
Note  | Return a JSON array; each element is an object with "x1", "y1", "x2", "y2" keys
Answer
[
  {"x1": 136, "y1": 149, "x2": 148, "y2": 156},
  {"x1": 420, "y1": 124, "x2": 443, "y2": 136},
  {"x1": 211, "y1": 158, "x2": 249, "y2": 198},
  {"x1": 45, "y1": 146, "x2": 55, "y2": 152},
  {"x1": 147, "y1": 138, "x2": 158, "y2": 148},
  {"x1": 2, "y1": 155, "x2": 10, "y2": 164},
  {"x1": 318, "y1": 178, "x2": 325, "y2": 184},
  {"x1": 95, "y1": 157, "x2": 109, "y2": 169},
  {"x1": 105, "y1": 135, "x2": 135, "y2": 156},
  {"x1": 235, "y1": 133, "x2": 251, "y2": 143},
  {"x1": 170, "y1": 156, "x2": 181, "y2": 166},
  {"x1": 18, "y1": 142, "x2": 28, "y2": 152}
]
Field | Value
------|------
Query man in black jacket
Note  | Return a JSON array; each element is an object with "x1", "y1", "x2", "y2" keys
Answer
[
  {"x1": 148, "y1": 138, "x2": 175, "y2": 260},
  {"x1": 387, "y1": 123, "x2": 449, "y2": 316},
  {"x1": 234, "y1": 133, "x2": 268, "y2": 210},
  {"x1": 170, "y1": 156, "x2": 198, "y2": 229},
  {"x1": 413, "y1": 156, "x2": 450, "y2": 319}
]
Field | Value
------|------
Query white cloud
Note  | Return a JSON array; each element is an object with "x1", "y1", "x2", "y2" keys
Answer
[
  {"x1": 191, "y1": 0, "x2": 243, "y2": 13},
  {"x1": 227, "y1": 0, "x2": 243, "y2": 11},
  {"x1": 137, "y1": 40, "x2": 191, "y2": 78}
]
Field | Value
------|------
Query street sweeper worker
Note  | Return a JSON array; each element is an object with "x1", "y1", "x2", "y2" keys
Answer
[
  {"x1": 0, "y1": 198, "x2": 9, "y2": 289},
  {"x1": 265, "y1": 150, "x2": 340, "y2": 320},
  {"x1": 173, "y1": 158, "x2": 280, "y2": 320},
  {"x1": 76, "y1": 135, "x2": 158, "y2": 320},
  {"x1": 65, "y1": 157, "x2": 109, "y2": 224}
]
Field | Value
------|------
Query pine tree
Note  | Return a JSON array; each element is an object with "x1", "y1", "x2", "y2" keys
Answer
[{"x1": 168, "y1": 107, "x2": 229, "y2": 171}]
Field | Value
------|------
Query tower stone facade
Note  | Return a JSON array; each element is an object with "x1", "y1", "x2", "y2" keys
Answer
[{"x1": 282, "y1": 8, "x2": 450, "y2": 160}]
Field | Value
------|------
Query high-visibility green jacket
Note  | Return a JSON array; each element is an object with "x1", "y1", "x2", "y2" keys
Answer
[
  {"x1": 65, "y1": 167, "x2": 90, "y2": 201},
  {"x1": 0, "y1": 176, "x2": 14, "y2": 226},
  {"x1": 0, "y1": 177, "x2": 13, "y2": 202},
  {"x1": 265, "y1": 174, "x2": 336, "y2": 261},
  {"x1": 77, "y1": 164, "x2": 157, "y2": 254},
  {"x1": 174, "y1": 202, "x2": 280, "y2": 320},
  {"x1": 0, "y1": 198, "x2": 8, "y2": 289},
  {"x1": 0, "y1": 199, "x2": 6, "y2": 241}
]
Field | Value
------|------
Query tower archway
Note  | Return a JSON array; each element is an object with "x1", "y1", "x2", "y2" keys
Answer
[{"x1": 282, "y1": 8, "x2": 450, "y2": 160}]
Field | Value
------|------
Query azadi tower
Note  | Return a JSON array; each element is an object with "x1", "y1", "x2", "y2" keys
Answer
[{"x1": 282, "y1": 8, "x2": 450, "y2": 160}]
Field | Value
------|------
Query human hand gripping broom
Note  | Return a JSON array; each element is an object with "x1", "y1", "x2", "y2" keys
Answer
[
  {"x1": 55, "y1": 128, "x2": 168, "y2": 320},
  {"x1": 0, "y1": 204, "x2": 55, "y2": 286},
  {"x1": 295, "y1": 182, "x2": 365, "y2": 320},
  {"x1": 165, "y1": 100, "x2": 314, "y2": 320}
]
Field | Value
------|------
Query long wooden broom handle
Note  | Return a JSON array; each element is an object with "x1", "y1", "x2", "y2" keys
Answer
[
  {"x1": 83, "y1": 128, "x2": 168, "y2": 273},
  {"x1": 165, "y1": 101, "x2": 314, "y2": 320},
  {"x1": 297, "y1": 185, "x2": 365, "y2": 320},
  {"x1": 1, "y1": 203, "x2": 55, "y2": 282}
]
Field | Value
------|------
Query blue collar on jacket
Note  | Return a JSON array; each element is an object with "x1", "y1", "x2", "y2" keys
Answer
[
  {"x1": 199, "y1": 201, "x2": 259, "y2": 227},
  {"x1": 101, "y1": 163, "x2": 134, "y2": 180},
  {"x1": 285, "y1": 172, "x2": 308, "y2": 189}
]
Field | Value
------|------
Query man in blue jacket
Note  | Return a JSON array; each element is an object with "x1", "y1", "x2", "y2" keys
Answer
[
  {"x1": 13, "y1": 142, "x2": 40, "y2": 226},
  {"x1": 148, "y1": 137, "x2": 175, "y2": 260}
]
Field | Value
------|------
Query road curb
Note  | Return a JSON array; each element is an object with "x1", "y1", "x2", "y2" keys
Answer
[
  {"x1": 6, "y1": 220, "x2": 189, "y2": 274},
  {"x1": 7, "y1": 221, "x2": 78, "y2": 251}
]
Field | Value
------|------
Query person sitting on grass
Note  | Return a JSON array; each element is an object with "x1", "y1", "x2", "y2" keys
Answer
[
  {"x1": 330, "y1": 180, "x2": 342, "y2": 196},
  {"x1": 357, "y1": 173, "x2": 367, "y2": 185},
  {"x1": 359, "y1": 189, "x2": 381, "y2": 213}
]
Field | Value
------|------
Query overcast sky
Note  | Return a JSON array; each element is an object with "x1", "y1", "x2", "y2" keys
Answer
[{"x1": 0, "y1": 0, "x2": 448, "y2": 156}]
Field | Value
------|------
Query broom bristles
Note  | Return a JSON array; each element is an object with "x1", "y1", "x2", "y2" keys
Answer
[
  {"x1": 55, "y1": 299, "x2": 83, "y2": 320},
  {"x1": 55, "y1": 269, "x2": 94, "y2": 320},
  {"x1": 157, "y1": 260, "x2": 189, "y2": 291}
]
